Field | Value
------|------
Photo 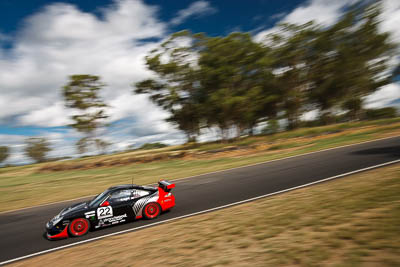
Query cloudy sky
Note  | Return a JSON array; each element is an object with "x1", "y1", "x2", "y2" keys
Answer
[{"x1": 0, "y1": 0, "x2": 399, "y2": 164}]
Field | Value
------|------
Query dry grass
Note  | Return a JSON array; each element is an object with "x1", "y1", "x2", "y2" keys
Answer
[
  {"x1": 1, "y1": 119, "x2": 400, "y2": 212},
  {"x1": 11, "y1": 164, "x2": 400, "y2": 267}
]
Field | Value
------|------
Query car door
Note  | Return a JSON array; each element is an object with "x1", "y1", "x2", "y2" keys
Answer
[{"x1": 107, "y1": 189, "x2": 135, "y2": 223}]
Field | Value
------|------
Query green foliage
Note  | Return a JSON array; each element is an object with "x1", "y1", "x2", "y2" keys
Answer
[
  {"x1": 63, "y1": 75, "x2": 109, "y2": 154},
  {"x1": 135, "y1": 2, "x2": 397, "y2": 141},
  {"x1": 76, "y1": 137, "x2": 90, "y2": 154},
  {"x1": 134, "y1": 31, "x2": 201, "y2": 142},
  {"x1": 269, "y1": 22, "x2": 318, "y2": 129},
  {"x1": 365, "y1": 107, "x2": 398, "y2": 120},
  {"x1": 307, "y1": 3, "x2": 396, "y2": 118},
  {"x1": 76, "y1": 137, "x2": 111, "y2": 154},
  {"x1": 63, "y1": 75, "x2": 106, "y2": 110},
  {"x1": 95, "y1": 139, "x2": 111, "y2": 154},
  {"x1": 0, "y1": 146, "x2": 9, "y2": 164},
  {"x1": 135, "y1": 31, "x2": 279, "y2": 141},
  {"x1": 24, "y1": 138, "x2": 51, "y2": 163},
  {"x1": 139, "y1": 142, "x2": 168, "y2": 150},
  {"x1": 343, "y1": 98, "x2": 363, "y2": 121},
  {"x1": 197, "y1": 32, "x2": 280, "y2": 138},
  {"x1": 262, "y1": 120, "x2": 280, "y2": 135}
]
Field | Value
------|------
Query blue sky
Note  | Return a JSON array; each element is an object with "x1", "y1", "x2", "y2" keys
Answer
[
  {"x1": 0, "y1": 0, "x2": 399, "y2": 164},
  {"x1": 0, "y1": 0, "x2": 303, "y2": 36}
]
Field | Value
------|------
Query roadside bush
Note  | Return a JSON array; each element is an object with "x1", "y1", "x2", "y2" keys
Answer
[
  {"x1": 139, "y1": 142, "x2": 168, "y2": 150},
  {"x1": 262, "y1": 120, "x2": 280, "y2": 135},
  {"x1": 365, "y1": 107, "x2": 398, "y2": 120}
]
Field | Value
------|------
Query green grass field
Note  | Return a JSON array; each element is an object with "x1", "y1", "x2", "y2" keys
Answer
[
  {"x1": 11, "y1": 163, "x2": 400, "y2": 267},
  {"x1": 1, "y1": 118, "x2": 399, "y2": 212}
]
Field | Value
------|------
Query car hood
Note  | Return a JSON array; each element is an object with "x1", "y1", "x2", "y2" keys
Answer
[{"x1": 59, "y1": 201, "x2": 89, "y2": 217}]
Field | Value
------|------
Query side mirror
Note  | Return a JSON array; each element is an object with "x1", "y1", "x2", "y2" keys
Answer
[{"x1": 100, "y1": 200, "x2": 110, "y2": 207}]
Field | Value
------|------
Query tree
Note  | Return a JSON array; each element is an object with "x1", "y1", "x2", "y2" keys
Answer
[
  {"x1": 307, "y1": 2, "x2": 397, "y2": 121},
  {"x1": 267, "y1": 22, "x2": 319, "y2": 129},
  {"x1": 365, "y1": 107, "x2": 398, "y2": 120},
  {"x1": 135, "y1": 31, "x2": 280, "y2": 141},
  {"x1": 166, "y1": 103, "x2": 201, "y2": 142},
  {"x1": 262, "y1": 120, "x2": 280, "y2": 135},
  {"x1": 63, "y1": 75, "x2": 109, "y2": 154},
  {"x1": 135, "y1": 1, "x2": 397, "y2": 142},
  {"x1": 24, "y1": 138, "x2": 51, "y2": 163},
  {"x1": 0, "y1": 146, "x2": 9, "y2": 165},
  {"x1": 197, "y1": 32, "x2": 280, "y2": 138},
  {"x1": 135, "y1": 31, "x2": 202, "y2": 142},
  {"x1": 342, "y1": 98, "x2": 363, "y2": 121},
  {"x1": 94, "y1": 138, "x2": 111, "y2": 154}
]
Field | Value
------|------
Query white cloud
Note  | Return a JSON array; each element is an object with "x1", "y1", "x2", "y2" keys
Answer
[
  {"x1": 0, "y1": 96, "x2": 44, "y2": 122},
  {"x1": 0, "y1": 0, "x2": 190, "y2": 163},
  {"x1": 283, "y1": 0, "x2": 355, "y2": 26},
  {"x1": 255, "y1": 0, "x2": 355, "y2": 42},
  {"x1": 256, "y1": 0, "x2": 400, "y2": 47},
  {"x1": 270, "y1": 12, "x2": 287, "y2": 21},
  {"x1": 0, "y1": 134, "x2": 26, "y2": 145},
  {"x1": 365, "y1": 83, "x2": 400, "y2": 109},
  {"x1": 301, "y1": 110, "x2": 319, "y2": 121},
  {"x1": 0, "y1": 134, "x2": 30, "y2": 165},
  {"x1": 17, "y1": 102, "x2": 73, "y2": 127},
  {"x1": 107, "y1": 93, "x2": 173, "y2": 136},
  {"x1": 21, "y1": 1, "x2": 165, "y2": 44},
  {"x1": 255, "y1": 0, "x2": 367, "y2": 43},
  {"x1": 380, "y1": 0, "x2": 400, "y2": 43},
  {"x1": 170, "y1": 1, "x2": 217, "y2": 25},
  {"x1": 0, "y1": 0, "x2": 172, "y2": 126}
]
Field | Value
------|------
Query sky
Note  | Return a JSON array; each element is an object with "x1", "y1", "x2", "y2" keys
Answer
[{"x1": 0, "y1": 0, "x2": 399, "y2": 165}]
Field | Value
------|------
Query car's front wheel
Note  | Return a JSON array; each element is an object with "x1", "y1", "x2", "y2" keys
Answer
[
  {"x1": 143, "y1": 202, "x2": 161, "y2": 219},
  {"x1": 68, "y1": 218, "x2": 90, "y2": 237}
]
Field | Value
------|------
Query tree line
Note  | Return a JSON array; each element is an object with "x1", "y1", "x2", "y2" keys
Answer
[
  {"x1": 1, "y1": 1, "x2": 398, "y2": 165},
  {"x1": 135, "y1": 2, "x2": 397, "y2": 141}
]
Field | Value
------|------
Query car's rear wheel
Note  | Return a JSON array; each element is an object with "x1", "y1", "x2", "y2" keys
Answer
[
  {"x1": 143, "y1": 202, "x2": 161, "y2": 219},
  {"x1": 68, "y1": 218, "x2": 90, "y2": 237}
]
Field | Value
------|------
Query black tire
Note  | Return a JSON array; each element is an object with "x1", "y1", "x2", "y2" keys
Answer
[
  {"x1": 68, "y1": 218, "x2": 90, "y2": 237},
  {"x1": 143, "y1": 202, "x2": 161, "y2": 220}
]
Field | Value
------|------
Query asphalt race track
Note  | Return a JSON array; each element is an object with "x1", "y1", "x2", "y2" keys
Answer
[{"x1": 1, "y1": 136, "x2": 399, "y2": 264}]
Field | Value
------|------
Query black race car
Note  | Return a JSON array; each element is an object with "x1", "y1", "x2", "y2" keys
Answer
[{"x1": 45, "y1": 180, "x2": 175, "y2": 240}]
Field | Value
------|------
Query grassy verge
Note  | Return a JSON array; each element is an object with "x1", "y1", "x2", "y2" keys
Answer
[
  {"x1": 11, "y1": 163, "x2": 400, "y2": 267},
  {"x1": 0, "y1": 119, "x2": 400, "y2": 212}
]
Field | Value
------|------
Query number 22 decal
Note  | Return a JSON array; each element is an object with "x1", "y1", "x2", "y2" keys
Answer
[{"x1": 97, "y1": 206, "x2": 113, "y2": 219}]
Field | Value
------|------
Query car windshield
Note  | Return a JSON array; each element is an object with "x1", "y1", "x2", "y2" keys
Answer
[{"x1": 89, "y1": 189, "x2": 110, "y2": 207}]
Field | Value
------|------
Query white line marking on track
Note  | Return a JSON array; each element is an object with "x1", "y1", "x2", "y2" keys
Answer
[
  {"x1": 1, "y1": 135, "x2": 399, "y2": 215},
  {"x1": 1, "y1": 158, "x2": 400, "y2": 266}
]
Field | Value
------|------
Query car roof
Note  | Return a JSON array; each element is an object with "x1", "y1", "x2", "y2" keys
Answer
[{"x1": 107, "y1": 184, "x2": 145, "y2": 191}]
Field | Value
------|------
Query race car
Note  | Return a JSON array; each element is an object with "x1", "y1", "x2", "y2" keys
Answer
[{"x1": 45, "y1": 180, "x2": 175, "y2": 240}]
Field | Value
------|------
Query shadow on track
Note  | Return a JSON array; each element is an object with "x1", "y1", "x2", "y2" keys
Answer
[{"x1": 352, "y1": 146, "x2": 400, "y2": 157}]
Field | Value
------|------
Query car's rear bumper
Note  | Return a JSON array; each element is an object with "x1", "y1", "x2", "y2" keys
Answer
[{"x1": 159, "y1": 194, "x2": 175, "y2": 211}]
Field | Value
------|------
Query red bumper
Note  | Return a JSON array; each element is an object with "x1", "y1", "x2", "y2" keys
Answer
[
  {"x1": 158, "y1": 187, "x2": 175, "y2": 211},
  {"x1": 46, "y1": 224, "x2": 69, "y2": 240}
]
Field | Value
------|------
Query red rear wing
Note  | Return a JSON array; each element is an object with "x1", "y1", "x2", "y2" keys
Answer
[
  {"x1": 158, "y1": 180, "x2": 175, "y2": 192},
  {"x1": 157, "y1": 180, "x2": 176, "y2": 211}
]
